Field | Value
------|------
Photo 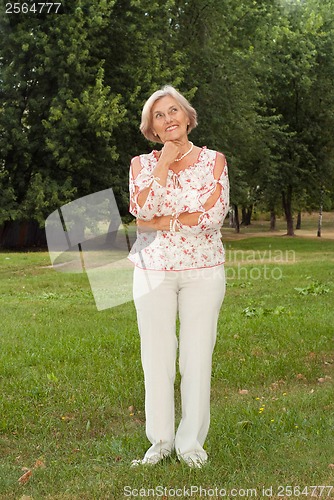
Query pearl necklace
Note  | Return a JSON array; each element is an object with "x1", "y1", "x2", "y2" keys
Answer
[{"x1": 174, "y1": 142, "x2": 194, "y2": 162}]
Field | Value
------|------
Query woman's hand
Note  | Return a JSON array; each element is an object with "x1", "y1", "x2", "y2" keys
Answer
[
  {"x1": 137, "y1": 212, "x2": 202, "y2": 232},
  {"x1": 158, "y1": 140, "x2": 182, "y2": 166},
  {"x1": 137, "y1": 215, "x2": 171, "y2": 231},
  {"x1": 136, "y1": 218, "x2": 157, "y2": 231}
]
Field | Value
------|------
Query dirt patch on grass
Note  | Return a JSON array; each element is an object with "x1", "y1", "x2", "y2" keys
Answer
[{"x1": 223, "y1": 228, "x2": 334, "y2": 241}]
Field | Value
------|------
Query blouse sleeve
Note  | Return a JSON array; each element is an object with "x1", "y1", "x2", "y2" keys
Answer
[
  {"x1": 179, "y1": 156, "x2": 230, "y2": 235},
  {"x1": 129, "y1": 156, "x2": 166, "y2": 221}
]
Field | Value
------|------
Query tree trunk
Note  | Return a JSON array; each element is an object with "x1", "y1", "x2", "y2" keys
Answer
[
  {"x1": 229, "y1": 208, "x2": 234, "y2": 227},
  {"x1": 296, "y1": 210, "x2": 301, "y2": 230},
  {"x1": 241, "y1": 205, "x2": 253, "y2": 226},
  {"x1": 317, "y1": 202, "x2": 323, "y2": 237},
  {"x1": 282, "y1": 188, "x2": 294, "y2": 236},
  {"x1": 270, "y1": 209, "x2": 276, "y2": 231},
  {"x1": 234, "y1": 204, "x2": 240, "y2": 233}
]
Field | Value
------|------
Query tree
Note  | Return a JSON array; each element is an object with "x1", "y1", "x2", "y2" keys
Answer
[
  {"x1": 171, "y1": 0, "x2": 293, "y2": 232},
  {"x1": 0, "y1": 0, "x2": 126, "y2": 245},
  {"x1": 0, "y1": 0, "x2": 187, "y2": 246},
  {"x1": 1, "y1": 0, "x2": 333, "y2": 246},
  {"x1": 101, "y1": 0, "x2": 187, "y2": 215},
  {"x1": 258, "y1": 0, "x2": 334, "y2": 235}
]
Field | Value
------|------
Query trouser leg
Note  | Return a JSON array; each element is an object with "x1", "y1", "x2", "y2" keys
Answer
[
  {"x1": 175, "y1": 265, "x2": 226, "y2": 462},
  {"x1": 133, "y1": 267, "x2": 178, "y2": 459}
]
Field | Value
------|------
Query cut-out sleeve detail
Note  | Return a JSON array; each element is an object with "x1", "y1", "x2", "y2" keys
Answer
[
  {"x1": 129, "y1": 157, "x2": 166, "y2": 220},
  {"x1": 179, "y1": 154, "x2": 230, "y2": 235}
]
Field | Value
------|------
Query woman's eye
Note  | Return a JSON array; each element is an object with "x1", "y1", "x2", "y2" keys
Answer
[{"x1": 155, "y1": 113, "x2": 163, "y2": 119}]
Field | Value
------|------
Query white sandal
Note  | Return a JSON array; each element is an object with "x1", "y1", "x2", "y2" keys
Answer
[{"x1": 131, "y1": 453, "x2": 170, "y2": 467}]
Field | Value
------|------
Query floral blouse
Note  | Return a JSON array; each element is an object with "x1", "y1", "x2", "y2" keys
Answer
[{"x1": 128, "y1": 146, "x2": 230, "y2": 271}]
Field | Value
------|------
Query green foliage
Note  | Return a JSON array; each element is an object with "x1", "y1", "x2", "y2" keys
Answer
[
  {"x1": 43, "y1": 67, "x2": 125, "y2": 194},
  {"x1": 294, "y1": 280, "x2": 331, "y2": 296},
  {"x1": 0, "y1": 0, "x2": 333, "y2": 236},
  {"x1": 20, "y1": 173, "x2": 76, "y2": 226},
  {"x1": 242, "y1": 305, "x2": 287, "y2": 318},
  {"x1": 0, "y1": 171, "x2": 18, "y2": 225},
  {"x1": 258, "y1": 0, "x2": 334, "y2": 230},
  {"x1": 0, "y1": 0, "x2": 122, "y2": 223}
]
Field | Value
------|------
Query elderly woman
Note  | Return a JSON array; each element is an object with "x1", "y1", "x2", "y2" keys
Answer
[{"x1": 128, "y1": 85, "x2": 229, "y2": 468}]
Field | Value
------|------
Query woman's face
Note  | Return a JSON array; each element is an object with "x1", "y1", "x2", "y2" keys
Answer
[{"x1": 151, "y1": 95, "x2": 189, "y2": 143}]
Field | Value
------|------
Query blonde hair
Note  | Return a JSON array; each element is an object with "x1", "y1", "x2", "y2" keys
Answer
[{"x1": 140, "y1": 85, "x2": 198, "y2": 143}]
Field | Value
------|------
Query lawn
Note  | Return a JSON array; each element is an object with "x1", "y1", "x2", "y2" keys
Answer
[{"x1": 0, "y1": 230, "x2": 334, "y2": 499}]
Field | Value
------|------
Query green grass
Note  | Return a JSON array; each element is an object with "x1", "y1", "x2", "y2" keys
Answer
[{"x1": 0, "y1": 233, "x2": 334, "y2": 499}]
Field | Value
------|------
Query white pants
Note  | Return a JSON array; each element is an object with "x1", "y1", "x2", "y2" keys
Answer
[{"x1": 133, "y1": 264, "x2": 226, "y2": 462}]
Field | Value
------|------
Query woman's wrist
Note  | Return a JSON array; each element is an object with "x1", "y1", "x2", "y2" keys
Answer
[
  {"x1": 152, "y1": 159, "x2": 170, "y2": 187},
  {"x1": 178, "y1": 212, "x2": 201, "y2": 227},
  {"x1": 168, "y1": 214, "x2": 181, "y2": 233}
]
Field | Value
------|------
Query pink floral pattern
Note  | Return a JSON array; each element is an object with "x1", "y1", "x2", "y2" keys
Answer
[{"x1": 128, "y1": 147, "x2": 230, "y2": 271}]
